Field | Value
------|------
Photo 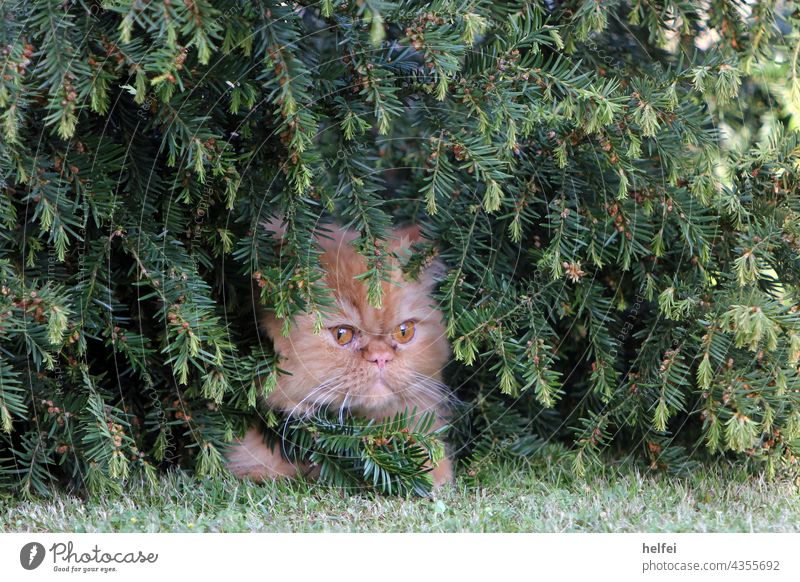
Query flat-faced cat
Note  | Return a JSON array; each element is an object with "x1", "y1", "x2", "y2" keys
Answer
[{"x1": 226, "y1": 223, "x2": 454, "y2": 486}]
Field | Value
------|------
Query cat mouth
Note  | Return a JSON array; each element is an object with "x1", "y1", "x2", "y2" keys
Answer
[
  {"x1": 351, "y1": 380, "x2": 398, "y2": 412},
  {"x1": 368, "y1": 379, "x2": 395, "y2": 396}
]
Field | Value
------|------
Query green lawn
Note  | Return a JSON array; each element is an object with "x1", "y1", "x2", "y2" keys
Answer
[{"x1": 2, "y1": 448, "x2": 798, "y2": 532}]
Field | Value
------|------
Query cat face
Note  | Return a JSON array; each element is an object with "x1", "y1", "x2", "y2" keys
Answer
[{"x1": 262, "y1": 225, "x2": 450, "y2": 419}]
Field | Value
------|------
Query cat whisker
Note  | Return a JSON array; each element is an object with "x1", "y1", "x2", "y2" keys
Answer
[
  {"x1": 281, "y1": 378, "x2": 344, "y2": 445},
  {"x1": 403, "y1": 395, "x2": 436, "y2": 416},
  {"x1": 408, "y1": 372, "x2": 460, "y2": 405},
  {"x1": 279, "y1": 379, "x2": 347, "y2": 455},
  {"x1": 310, "y1": 383, "x2": 347, "y2": 417},
  {"x1": 403, "y1": 377, "x2": 443, "y2": 399},
  {"x1": 338, "y1": 390, "x2": 351, "y2": 425}
]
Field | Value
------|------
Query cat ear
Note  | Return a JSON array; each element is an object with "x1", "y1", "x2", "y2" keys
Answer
[
  {"x1": 393, "y1": 224, "x2": 422, "y2": 247},
  {"x1": 390, "y1": 224, "x2": 424, "y2": 254},
  {"x1": 391, "y1": 224, "x2": 447, "y2": 284}
]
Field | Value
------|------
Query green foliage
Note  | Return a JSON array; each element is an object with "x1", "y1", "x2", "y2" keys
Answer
[
  {"x1": 281, "y1": 409, "x2": 446, "y2": 496},
  {"x1": 1, "y1": 0, "x2": 800, "y2": 496}
]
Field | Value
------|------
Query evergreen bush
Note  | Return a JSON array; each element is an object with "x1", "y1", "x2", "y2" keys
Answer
[{"x1": 1, "y1": 0, "x2": 800, "y2": 496}]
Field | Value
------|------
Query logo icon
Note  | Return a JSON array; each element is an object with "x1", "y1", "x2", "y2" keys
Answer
[{"x1": 20, "y1": 542, "x2": 46, "y2": 570}]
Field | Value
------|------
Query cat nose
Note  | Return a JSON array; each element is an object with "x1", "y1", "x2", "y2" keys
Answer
[{"x1": 363, "y1": 344, "x2": 394, "y2": 370}]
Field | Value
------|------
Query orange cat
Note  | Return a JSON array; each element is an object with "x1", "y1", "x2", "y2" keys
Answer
[{"x1": 226, "y1": 223, "x2": 454, "y2": 487}]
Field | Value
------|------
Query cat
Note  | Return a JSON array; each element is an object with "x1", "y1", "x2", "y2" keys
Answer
[{"x1": 225, "y1": 222, "x2": 454, "y2": 487}]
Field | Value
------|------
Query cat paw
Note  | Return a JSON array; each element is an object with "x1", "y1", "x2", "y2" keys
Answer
[
  {"x1": 431, "y1": 456, "x2": 454, "y2": 488},
  {"x1": 226, "y1": 428, "x2": 298, "y2": 482}
]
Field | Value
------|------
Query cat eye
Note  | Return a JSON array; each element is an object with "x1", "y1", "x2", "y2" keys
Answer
[
  {"x1": 331, "y1": 325, "x2": 355, "y2": 346},
  {"x1": 392, "y1": 321, "x2": 416, "y2": 344}
]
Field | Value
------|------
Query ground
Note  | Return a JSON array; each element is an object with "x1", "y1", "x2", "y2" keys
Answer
[{"x1": 2, "y1": 448, "x2": 799, "y2": 532}]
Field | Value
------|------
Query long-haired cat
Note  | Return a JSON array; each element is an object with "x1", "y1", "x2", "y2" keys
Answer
[{"x1": 226, "y1": 222, "x2": 454, "y2": 486}]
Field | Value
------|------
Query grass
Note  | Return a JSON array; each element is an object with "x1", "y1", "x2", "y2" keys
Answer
[{"x1": 2, "y1": 448, "x2": 799, "y2": 533}]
